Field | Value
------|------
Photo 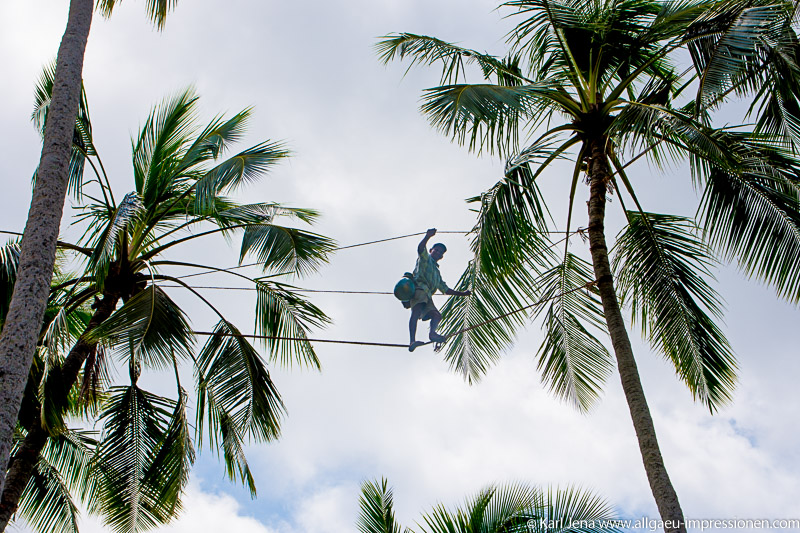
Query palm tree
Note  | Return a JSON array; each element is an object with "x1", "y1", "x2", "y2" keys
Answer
[
  {"x1": 357, "y1": 477, "x2": 621, "y2": 533},
  {"x1": 0, "y1": 0, "x2": 182, "y2": 496},
  {"x1": 0, "y1": 83, "x2": 335, "y2": 533},
  {"x1": 377, "y1": 1, "x2": 800, "y2": 531}
]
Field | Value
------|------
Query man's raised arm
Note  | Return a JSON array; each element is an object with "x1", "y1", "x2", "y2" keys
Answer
[{"x1": 419, "y1": 228, "x2": 437, "y2": 254}]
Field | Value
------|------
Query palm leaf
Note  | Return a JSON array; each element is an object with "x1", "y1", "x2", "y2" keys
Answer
[
  {"x1": 418, "y1": 482, "x2": 619, "y2": 533},
  {"x1": 375, "y1": 33, "x2": 519, "y2": 86},
  {"x1": 687, "y1": 2, "x2": 788, "y2": 106},
  {"x1": 613, "y1": 212, "x2": 736, "y2": 411},
  {"x1": 420, "y1": 82, "x2": 563, "y2": 155},
  {"x1": 217, "y1": 203, "x2": 320, "y2": 225},
  {"x1": 96, "y1": 0, "x2": 177, "y2": 29},
  {"x1": 195, "y1": 320, "x2": 285, "y2": 454},
  {"x1": 31, "y1": 62, "x2": 95, "y2": 198},
  {"x1": 239, "y1": 223, "x2": 336, "y2": 276},
  {"x1": 132, "y1": 88, "x2": 200, "y2": 206},
  {"x1": 16, "y1": 456, "x2": 80, "y2": 533},
  {"x1": 472, "y1": 152, "x2": 558, "y2": 276},
  {"x1": 698, "y1": 155, "x2": 800, "y2": 303},
  {"x1": 86, "y1": 283, "x2": 193, "y2": 369},
  {"x1": 357, "y1": 478, "x2": 405, "y2": 533},
  {"x1": 254, "y1": 280, "x2": 330, "y2": 369},
  {"x1": 177, "y1": 109, "x2": 251, "y2": 174},
  {"x1": 533, "y1": 253, "x2": 613, "y2": 413},
  {"x1": 39, "y1": 429, "x2": 100, "y2": 512},
  {"x1": 528, "y1": 484, "x2": 620, "y2": 533},
  {"x1": 193, "y1": 141, "x2": 290, "y2": 214},
  {"x1": 439, "y1": 161, "x2": 554, "y2": 383},
  {"x1": 477, "y1": 483, "x2": 539, "y2": 531},
  {"x1": 140, "y1": 387, "x2": 194, "y2": 519},
  {"x1": 94, "y1": 385, "x2": 182, "y2": 533}
]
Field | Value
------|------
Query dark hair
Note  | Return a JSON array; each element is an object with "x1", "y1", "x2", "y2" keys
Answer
[{"x1": 431, "y1": 243, "x2": 447, "y2": 252}]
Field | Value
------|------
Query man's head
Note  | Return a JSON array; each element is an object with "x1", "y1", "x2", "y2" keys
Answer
[{"x1": 430, "y1": 242, "x2": 447, "y2": 261}]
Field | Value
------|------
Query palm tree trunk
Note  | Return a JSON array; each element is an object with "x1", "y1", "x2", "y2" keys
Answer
[
  {"x1": 0, "y1": 0, "x2": 93, "y2": 497},
  {"x1": 585, "y1": 137, "x2": 686, "y2": 533},
  {"x1": 0, "y1": 292, "x2": 117, "y2": 532}
]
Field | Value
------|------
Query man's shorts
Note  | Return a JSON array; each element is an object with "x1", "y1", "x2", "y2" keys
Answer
[{"x1": 406, "y1": 288, "x2": 438, "y2": 321}]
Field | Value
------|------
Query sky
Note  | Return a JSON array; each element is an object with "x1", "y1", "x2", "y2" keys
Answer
[{"x1": 1, "y1": 1, "x2": 799, "y2": 532}]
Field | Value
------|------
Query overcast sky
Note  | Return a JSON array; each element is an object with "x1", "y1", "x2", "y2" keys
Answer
[{"x1": 2, "y1": 1, "x2": 799, "y2": 532}]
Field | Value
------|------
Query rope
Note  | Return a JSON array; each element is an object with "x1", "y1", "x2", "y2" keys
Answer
[
  {"x1": 161, "y1": 285, "x2": 394, "y2": 294},
  {"x1": 190, "y1": 280, "x2": 597, "y2": 349},
  {"x1": 175, "y1": 228, "x2": 579, "y2": 280},
  {"x1": 175, "y1": 231, "x2": 464, "y2": 280},
  {"x1": 163, "y1": 228, "x2": 585, "y2": 288}
]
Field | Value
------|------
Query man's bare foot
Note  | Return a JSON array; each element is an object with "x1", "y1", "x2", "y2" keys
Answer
[
  {"x1": 409, "y1": 340, "x2": 425, "y2": 352},
  {"x1": 429, "y1": 332, "x2": 447, "y2": 343}
]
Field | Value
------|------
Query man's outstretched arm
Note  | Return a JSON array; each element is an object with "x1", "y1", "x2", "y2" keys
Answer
[{"x1": 445, "y1": 288, "x2": 472, "y2": 297}]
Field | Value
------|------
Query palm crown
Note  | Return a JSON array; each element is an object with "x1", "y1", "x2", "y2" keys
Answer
[{"x1": 1, "y1": 75, "x2": 335, "y2": 533}]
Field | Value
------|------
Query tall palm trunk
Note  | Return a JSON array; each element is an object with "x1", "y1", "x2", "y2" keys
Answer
[
  {"x1": 0, "y1": 292, "x2": 119, "y2": 532},
  {"x1": 585, "y1": 137, "x2": 686, "y2": 533},
  {"x1": 0, "y1": 0, "x2": 94, "y2": 497}
]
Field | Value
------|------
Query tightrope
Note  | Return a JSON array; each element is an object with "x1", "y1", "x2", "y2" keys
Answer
[{"x1": 190, "y1": 281, "x2": 596, "y2": 349}]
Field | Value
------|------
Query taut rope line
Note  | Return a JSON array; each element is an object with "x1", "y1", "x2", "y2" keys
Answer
[
  {"x1": 175, "y1": 228, "x2": 580, "y2": 280},
  {"x1": 191, "y1": 280, "x2": 597, "y2": 349}
]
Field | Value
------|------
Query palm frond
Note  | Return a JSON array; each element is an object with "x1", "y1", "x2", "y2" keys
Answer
[
  {"x1": 439, "y1": 162, "x2": 554, "y2": 383},
  {"x1": 418, "y1": 482, "x2": 619, "y2": 533},
  {"x1": 94, "y1": 385, "x2": 182, "y2": 533},
  {"x1": 86, "y1": 284, "x2": 193, "y2": 370},
  {"x1": 16, "y1": 456, "x2": 80, "y2": 533},
  {"x1": 217, "y1": 203, "x2": 320, "y2": 225},
  {"x1": 698, "y1": 155, "x2": 800, "y2": 303},
  {"x1": 478, "y1": 483, "x2": 539, "y2": 531},
  {"x1": 420, "y1": 82, "x2": 565, "y2": 155},
  {"x1": 357, "y1": 478, "x2": 404, "y2": 533},
  {"x1": 504, "y1": 0, "x2": 584, "y2": 73},
  {"x1": 96, "y1": 0, "x2": 177, "y2": 29},
  {"x1": 31, "y1": 62, "x2": 95, "y2": 198},
  {"x1": 79, "y1": 344, "x2": 112, "y2": 415},
  {"x1": 196, "y1": 320, "x2": 285, "y2": 447},
  {"x1": 470, "y1": 160, "x2": 556, "y2": 274},
  {"x1": 687, "y1": 2, "x2": 788, "y2": 107},
  {"x1": 193, "y1": 141, "x2": 290, "y2": 214},
  {"x1": 527, "y1": 484, "x2": 620, "y2": 533},
  {"x1": 177, "y1": 109, "x2": 251, "y2": 174},
  {"x1": 376, "y1": 33, "x2": 518, "y2": 86},
  {"x1": 39, "y1": 429, "x2": 100, "y2": 512},
  {"x1": 140, "y1": 386, "x2": 194, "y2": 520},
  {"x1": 133, "y1": 88, "x2": 200, "y2": 206},
  {"x1": 254, "y1": 280, "x2": 330, "y2": 369},
  {"x1": 613, "y1": 212, "x2": 736, "y2": 410},
  {"x1": 195, "y1": 322, "x2": 276, "y2": 495},
  {"x1": 239, "y1": 224, "x2": 336, "y2": 276},
  {"x1": 438, "y1": 259, "x2": 535, "y2": 385},
  {"x1": 533, "y1": 253, "x2": 613, "y2": 413},
  {"x1": 612, "y1": 102, "x2": 727, "y2": 170}
]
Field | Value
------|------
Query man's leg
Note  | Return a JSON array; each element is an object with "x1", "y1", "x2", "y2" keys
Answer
[
  {"x1": 428, "y1": 310, "x2": 446, "y2": 343},
  {"x1": 409, "y1": 304, "x2": 425, "y2": 351}
]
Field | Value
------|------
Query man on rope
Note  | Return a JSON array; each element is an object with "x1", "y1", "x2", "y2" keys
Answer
[{"x1": 407, "y1": 228, "x2": 471, "y2": 352}]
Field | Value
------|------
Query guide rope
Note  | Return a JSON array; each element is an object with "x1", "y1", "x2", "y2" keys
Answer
[
  {"x1": 175, "y1": 228, "x2": 580, "y2": 280},
  {"x1": 191, "y1": 281, "x2": 597, "y2": 349}
]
